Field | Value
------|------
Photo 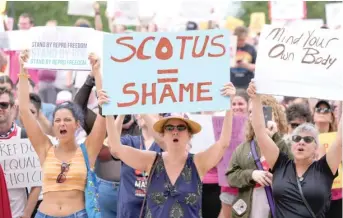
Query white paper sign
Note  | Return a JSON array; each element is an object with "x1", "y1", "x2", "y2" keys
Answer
[
  {"x1": 25, "y1": 26, "x2": 94, "y2": 71},
  {"x1": 0, "y1": 30, "x2": 30, "y2": 50},
  {"x1": 189, "y1": 114, "x2": 216, "y2": 154},
  {"x1": 269, "y1": 1, "x2": 305, "y2": 20},
  {"x1": 255, "y1": 25, "x2": 343, "y2": 101},
  {"x1": 112, "y1": 0, "x2": 140, "y2": 25},
  {"x1": 68, "y1": 0, "x2": 96, "y2": 17},
  {"x1": 0, "y1": 138, "x2": 42, "y2": 189},
  {"x1": 325, "y1": 3, "x2": 343, "y2": 29}
]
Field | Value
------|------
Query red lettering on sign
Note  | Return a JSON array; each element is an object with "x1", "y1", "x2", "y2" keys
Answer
[
  {"x1": 209, "y1": 35, "x2": 226, "y2": 57},
  {"x1": 197, "y1": 82, "x2": 213, "y2": 101},
  {"x1": 111, "y1": 37, "x2": 135, "y2": 62},
  {"x1": 117, "y1": 83, "x2": 139, "y2": 107},
  {"x1": 137, "y1": 36, "x2": 155, "y2": 60}
]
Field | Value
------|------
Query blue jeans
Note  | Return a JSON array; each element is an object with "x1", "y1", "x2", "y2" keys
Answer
[
  {"x1": 97, "y1": 177, "x2": 120, "y2": 218},
  {"x1": 34, "y1": 209, "x2": 87, "y2": 218}
]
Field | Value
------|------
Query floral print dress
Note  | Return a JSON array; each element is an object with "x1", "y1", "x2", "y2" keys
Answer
[{"x1": 145, "y1": 153, "x2": 202, "y2": 218}]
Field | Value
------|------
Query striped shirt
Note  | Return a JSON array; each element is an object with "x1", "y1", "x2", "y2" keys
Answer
[{"x1": 42, "y1": 146, "x2": 87, "y2": 194}]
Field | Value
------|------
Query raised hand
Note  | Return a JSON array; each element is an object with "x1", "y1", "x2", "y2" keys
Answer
[
  {"x1": 88, "y1": 53, "x2": 100, "y2": 75},
  {"x1": 97, "y1": 89, "x2": 109, "y2": 107},
  {"x1": 247, "y1": 80, "x2": 257, "y2": 99},
  {"x1": 221, "y1": 82, "x2": 236, "y2": 99}
]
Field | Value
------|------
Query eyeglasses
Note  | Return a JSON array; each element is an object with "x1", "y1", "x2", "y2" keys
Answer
[
  {"x1": 290, "y1": 123, "x2": 300, "y2": 129},
  {"x1": 56, "y1": 162, "x2": 70, "y2": 183},
  {"x1": 0, "y1": 102, "x2": 10, "y2": 109},
  {"x1": 315, "y1": 107, "x2": 332, "y2": 114},
  {"x1": 292, "y1": 135, "x2": 315, "y2": 144},
  {"x1": 164, "y1": 124, "x2": 188, "y2": 132}
]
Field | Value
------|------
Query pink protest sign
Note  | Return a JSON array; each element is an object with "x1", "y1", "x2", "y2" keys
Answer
[{"x1": 213, "y1": 115, "x2": 247, "y2": 187}]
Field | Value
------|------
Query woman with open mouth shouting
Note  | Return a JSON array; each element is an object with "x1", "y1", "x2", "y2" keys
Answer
[
  {"x1": 101, "y1": 82, "x2": 236, "y2": 218},
  {"x1": 247, "y1": 80, "x2": 342, "y2": 218},
  {"x1": 18, "y1": 50, "x2": 107, "y2": 218}
]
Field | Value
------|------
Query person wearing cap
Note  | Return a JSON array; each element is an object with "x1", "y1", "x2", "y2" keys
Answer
[
  {"x1": 102, "y1": 82, "x2": 236, "y2": 217},
  {"x1": 186, "y1": 21, "x2": 198, "y2": 31},
  {"x1": 313, "y1": 100, "x2": 337, "y2": 134}
]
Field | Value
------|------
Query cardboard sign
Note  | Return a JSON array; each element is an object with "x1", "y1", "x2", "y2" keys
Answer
[
  {"x1": 68, "y1": 0, "x2": 96, "y2": 17},
  {"x1": 102, "y1": 29, "x2": 231, "y2": 115},
  {"x1": 255, "y1": 25, "x2": 343, "y2": 101},
  {"x1": 318, "y1": 132, "x2": 342, "y2": 191},
  {"x1": 25, "y1": 26, "x2": 94, "y2": 71},
  {"x1": 249, "y1": 12, "x2": 266, "y2": 34},
  {"x1": 0, "y1": 139, "x2": 42, "y2": 189}
]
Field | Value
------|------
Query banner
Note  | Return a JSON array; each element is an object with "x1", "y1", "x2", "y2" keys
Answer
[
  {"x1": 25, "y1": 26, "x2": 95, "y2": 71},
  {"x1": 0, "y1": 138, "x2": 42, "y2": 189},
  {"x1": 102, "y1": 30, "x2": 231, "y2": 115},
  {"x1": 255, "y1": 24, "x2": 343, "y2": 101}
]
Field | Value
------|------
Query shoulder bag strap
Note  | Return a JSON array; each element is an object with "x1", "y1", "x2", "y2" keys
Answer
[
  {"x1": 250, "y1": 140, "x2": 276, "y2": 218},
  {"x1": 139, "y1": 152, "x2": 160, "y2": 218},
  {"x1": 80, "y1": 143, "x2": 90, "y2": 170},
  {"x1": 296, "y1": 178, "x2": 316, "y2": 218}
]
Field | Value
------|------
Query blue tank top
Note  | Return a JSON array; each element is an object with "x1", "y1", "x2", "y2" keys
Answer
[
  {"x1": 117, "y1": 135, "x2": 162, "y2": 218},
  {"x1": 145, "y1": 153, "x2": 202, "y2": 218}
]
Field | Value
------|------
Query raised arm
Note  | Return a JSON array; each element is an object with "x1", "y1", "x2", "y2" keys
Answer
[
  {"x1": 106, "y1": 113, "x2": 156, "y2": 173},
  {"x1": 326, "y1": 114, "x2": 342, "y2": 174},
  {"x1": 141, "y1": 114, "x2": 166, "y2": 151},
  {"x1": 84, "y1": 54, "x2": 106, "y2": 166},
  {"x1": 18, "y1": 51, "x2": 51, "y2": 162},
  {"x1": 194, "y1": 83, "x2": 235, "y2": 179},
  {"x1": 248, "y1": 81, "x2": 279, "y2": 169}
]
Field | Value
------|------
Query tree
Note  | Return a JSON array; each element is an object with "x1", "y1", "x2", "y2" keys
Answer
[
  {"x1": 6, "y1": 1, "x2": 110, "y2": 31},
  {"x1": 239, "y1": 1, "x2": 337, "y2": 26}
]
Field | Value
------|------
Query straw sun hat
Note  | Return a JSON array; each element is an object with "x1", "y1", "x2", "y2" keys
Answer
[{"x1": 153, "y1": 116, "x2": 202, "y2": 134}]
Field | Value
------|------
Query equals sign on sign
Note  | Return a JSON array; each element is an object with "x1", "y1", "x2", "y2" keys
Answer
[{"x1": 157, "y1": 69, "x2": 179, "y2": 83}]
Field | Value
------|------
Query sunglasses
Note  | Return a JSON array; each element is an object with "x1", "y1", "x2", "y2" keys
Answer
[
  {"x1": 0, "y1": 102, "x2": 11, "y2": 109},
  {"x1": 315, "y1": 107, "x2": 332, "y2": 114},
  {"x1": 292, "y1": 135, "x2": 315, "y2": 144},
  {"x1": 159, "y1": 113, "x2": 171, "y2": 118},
  {"x1": 56, "y1": 162, "x2": 70, "y2": 183},
  {"x1": 164, "y1": 124, "x2": 188, "y2": 132},
  {"x1": 290, "y1": 123, "x2": 300, "y2": 129}
]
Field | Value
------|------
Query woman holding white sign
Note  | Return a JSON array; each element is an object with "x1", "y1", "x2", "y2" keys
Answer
[
  {"x1": 18, "y1": 51, "x2": 107, "y2": 218},
  {"x1": 101, "y1": 82, "x2": 236, "y2": 217},
  {"x1": 248, "y1": 80, "x2": 342, "y2": 218}
]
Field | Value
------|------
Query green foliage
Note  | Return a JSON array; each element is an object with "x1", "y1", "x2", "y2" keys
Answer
[
  {"x1": 7, "y1": 1, "x2": 110, "y2": 32},
  {"x1": 239, "y1": 1, "x2": 337, "y2": 26}
]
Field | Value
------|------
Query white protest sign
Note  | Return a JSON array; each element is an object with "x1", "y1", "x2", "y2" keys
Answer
[
  {"x1": 325, "y1": 3, "x2": 343, "y2": 29},
  {"x1": 269, "y1": 1, "x2": 305, "y2": 21},
  {"x1": 0, "y1": 138, "x2": 42, "y2": 189},
  {"x1": 0, "y1": 30, "x2": 30, "y2": 50},
  {"x1": 188, "y1": 114, "x2": 215, "y2": 154},
  {"x1": 25, "y1": 26, "x2": 94, "y2": 71},
  {"x1": 255, "y1": 25, "x2": 343, "y2": 101},
  {"x1": 113, "y1": 0, "x2": 140, "y2": 25},
  {"x1": 180, "y1": 0, "x2": 213, "y2": 22},
  {"x1": 68, "y1": 0, "x2": 96, "y2": 17}
]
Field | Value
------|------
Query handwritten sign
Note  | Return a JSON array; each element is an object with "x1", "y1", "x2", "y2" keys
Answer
[
  {"x1": 214, "y1": 115, "x2": 246, "y2": 186},
  {"x1": 102, "y1": 30, "x2": 231, "y2": 115},
  {"x1": 325, "y1": 3, "x2": 343, "y2": 29},
  {"x1": 0, "y1": 138, "x2": 42, "y2": 189},
  {"x1": 24, "y1": 26, "x2": 94, "y2": 71},
  {"x1": 255, "y1": 25, "x2": 343, "y2": 101}
]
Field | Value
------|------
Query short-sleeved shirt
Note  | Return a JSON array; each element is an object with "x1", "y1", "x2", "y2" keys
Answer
[
  {"x1": 117, "y1": 135, "x2": 162, "y2": 218},
  {"x1": 271, "y1": 152, "x2": 338, "y2": 218},
  {"x1": 230, "y1": 43, "x2": 257, "y2": 89}
]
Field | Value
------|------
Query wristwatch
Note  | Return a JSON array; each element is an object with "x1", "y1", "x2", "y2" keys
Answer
[{"x1": 85, "y1": 75, "x2": 95, "y2": 87}]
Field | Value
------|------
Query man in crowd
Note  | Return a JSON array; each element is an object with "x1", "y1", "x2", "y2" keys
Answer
[
  {"x1": 0, "y1": 89, "x2": 40, "y2": 218},
  {"x1": 230, "y1": 26, "x2": 257, "y2": 89}
]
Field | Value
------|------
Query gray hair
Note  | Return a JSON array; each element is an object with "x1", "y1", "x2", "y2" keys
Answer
[{"x1": 291, "y1": 123, "x2": 319, "y2": 146}]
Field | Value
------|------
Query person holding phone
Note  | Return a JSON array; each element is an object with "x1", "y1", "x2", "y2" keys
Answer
[
  {"x1": 247, "y1": 81, "x2": 342, "y2": 218},
  {"x1": 226, "y1": 95, "x2": 291, "y2": 218}
]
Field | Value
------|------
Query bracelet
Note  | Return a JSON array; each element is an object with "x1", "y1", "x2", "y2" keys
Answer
[{"x1": 17, "y1": 73, "x2": 30, "y2": 79}]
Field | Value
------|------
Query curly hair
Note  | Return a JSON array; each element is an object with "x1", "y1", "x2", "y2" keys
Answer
[{"x1": 245, "y1": 95, "x2": 288, "y2": 142}]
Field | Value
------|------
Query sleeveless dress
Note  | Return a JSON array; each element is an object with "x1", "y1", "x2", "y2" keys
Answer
[{"x1": 145, "y1": 153, "x2": 202, "y2": 218}]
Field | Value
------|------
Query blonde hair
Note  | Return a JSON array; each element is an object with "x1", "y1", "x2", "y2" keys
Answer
[{"x1": 245, "y1": 95, "x2": 288, "y2": 142}]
